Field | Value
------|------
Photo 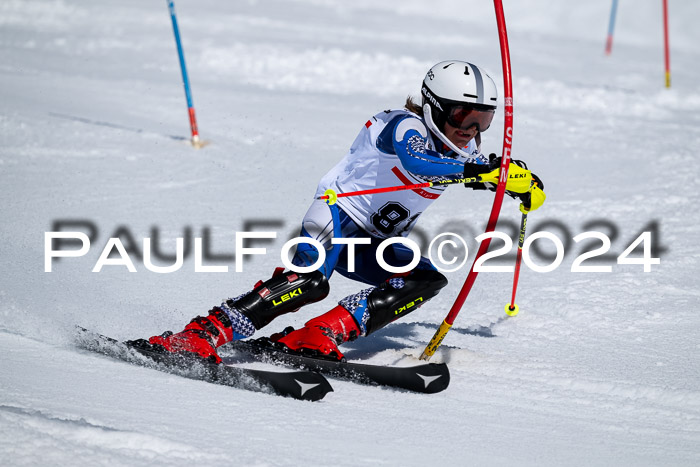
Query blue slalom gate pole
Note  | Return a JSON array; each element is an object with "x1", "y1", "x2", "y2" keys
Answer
[
  {"x1": 167, "y1": 0, "x2": 204, "y2": 147},
  {"x1": 605, "y1": 0, "x2": 619, "y2": 55}
]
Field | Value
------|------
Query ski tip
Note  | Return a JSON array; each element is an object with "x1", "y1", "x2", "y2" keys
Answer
[
  {"x1": 285, "y1": 372, "x2": 334, "y2": 402},
  {"x1": 413, "y1": 363, "x2": 450, "y2": 394}
]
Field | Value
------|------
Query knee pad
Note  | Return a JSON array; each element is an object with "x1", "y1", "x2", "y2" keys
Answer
[
  {"x1": 231, "y1": 269, "x2": 330, "y2": 330},
  {"x1": 365, "y1": 269, "x2": 448, "y2": 335}
]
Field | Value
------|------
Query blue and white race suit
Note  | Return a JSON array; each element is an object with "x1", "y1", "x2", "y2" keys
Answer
[{"x1": 293, "y1": 108, "x2": 489, "y2": 285}]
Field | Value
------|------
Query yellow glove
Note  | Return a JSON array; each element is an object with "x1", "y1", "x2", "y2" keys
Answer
[{"x1": 480, "y1": 162, "x2": 532, "y2": 194}]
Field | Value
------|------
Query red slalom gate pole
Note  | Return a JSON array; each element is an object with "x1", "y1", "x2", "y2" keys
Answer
[
  {"x1": 662, "y1": 0, "x2": 671, "y2": 88},
  {"x1": 420, "y1": 0, "x2": 514, "y2": 360}
]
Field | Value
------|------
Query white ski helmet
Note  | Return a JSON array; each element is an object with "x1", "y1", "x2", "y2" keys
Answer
[{"x1": 421, "y1": 60, "x2": 498, "y2": 154}]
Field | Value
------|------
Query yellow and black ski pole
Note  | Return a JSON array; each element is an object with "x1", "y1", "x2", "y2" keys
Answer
[
  {"x1": 318, "y1": 175, "x2": 483, "y2": 205},
  {"x1": 505, "y1": 211, "x2": 528, "y2": 316}
]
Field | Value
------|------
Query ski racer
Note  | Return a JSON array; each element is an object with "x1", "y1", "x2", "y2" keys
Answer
[{"x1": 132, "y1": 60, "x2": 546, "y2": 363}]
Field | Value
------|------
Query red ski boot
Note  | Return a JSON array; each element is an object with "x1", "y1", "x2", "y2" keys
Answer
[
  {"x1": 147, "y1": 308, "x2": 234, "y2": 364},
  {"x1": 274, "y1": 305, "x2": 361, "y2": 361}
]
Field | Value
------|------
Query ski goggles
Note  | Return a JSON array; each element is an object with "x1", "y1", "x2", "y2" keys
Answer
[{"x1": 445, "y1": 105, "x2": 495, "y2": 132}]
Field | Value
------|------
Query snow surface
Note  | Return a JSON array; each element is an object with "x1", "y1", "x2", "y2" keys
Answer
[{"x1": 2, "y1": 0, "x2": 700, "y2": 465}]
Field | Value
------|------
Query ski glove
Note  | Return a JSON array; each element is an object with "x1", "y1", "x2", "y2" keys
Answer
[
  {"x1": 463, "y1": 159, "x2": 494, "y2": 185},
  {"x1": 475, "y1": 154, "x2": 533, "y2": 194},
  {"x1": 465, "y1": 154, "x2": 527, "y2": 189},
  {"x1": 467, "y1": 154, "x2": 546, "y2": 213}
]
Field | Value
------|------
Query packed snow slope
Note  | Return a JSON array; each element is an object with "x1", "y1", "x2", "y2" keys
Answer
[{"x1": 2, "y1": 0, "x2": 700, "y2": 465}]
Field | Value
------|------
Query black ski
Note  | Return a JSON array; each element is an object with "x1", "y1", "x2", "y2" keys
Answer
[
  {"x1": 75, "y1": 327, "x2": 332, "y2": 401},
  {"x1": 225, "y1": 338, "x2": 450, "y2": 394}
]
